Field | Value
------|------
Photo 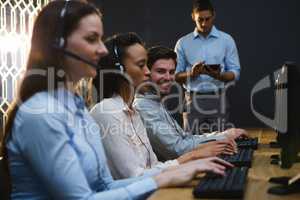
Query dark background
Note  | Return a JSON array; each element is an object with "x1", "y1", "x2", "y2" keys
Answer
[{"x1": 91, "y1": 0, "x2": 300, "y2": 128}]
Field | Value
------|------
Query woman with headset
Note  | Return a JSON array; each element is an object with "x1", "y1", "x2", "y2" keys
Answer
[
  {"x1": 90, "y1": 32, "x2": 234, "y2": 179},
  {"x1": 1, "y1": 1, "x2": 232, "y2": 199}
]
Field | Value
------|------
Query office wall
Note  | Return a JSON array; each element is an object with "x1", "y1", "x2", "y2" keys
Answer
[{"x1": 95, "y1": 0, "x2": 300, "y2": 127}]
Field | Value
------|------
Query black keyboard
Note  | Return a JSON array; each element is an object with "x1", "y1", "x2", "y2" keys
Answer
[
  {"x1": 236, "y1": 137, "x2": 258, "y2": 149},
  {"x1": 220, "y1": 149, "x2": 254, "y2": 167},
  {"x1": 193, "y1": 167, "x2": 249, "y2": 199}
]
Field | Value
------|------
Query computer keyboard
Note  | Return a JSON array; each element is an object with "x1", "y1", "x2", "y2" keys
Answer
[
  {"x1": 236, "y1": 137, "x2": 258, "y2": 149},
  {"x1": 193, "y1": 167, "x2": 249, "y2": 199},
  {"x1": 220, "y1": 149, "x2": 254, "y2": 167}
]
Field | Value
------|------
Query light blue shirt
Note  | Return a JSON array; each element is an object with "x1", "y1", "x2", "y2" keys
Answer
[
  {"x1": 6, "y1": 88, "x2": 157, "y2": 200},
  {"x1": 175, "y1": 26, "x2": 241, "y2": 92},
  {"x1": 134, "y1": 92, "x2": 227, "y2": 161}
]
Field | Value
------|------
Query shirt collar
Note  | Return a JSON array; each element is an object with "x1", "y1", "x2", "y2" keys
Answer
[
  {"x1": 53, "y1": 87, "x2": 85, "y2": 114},
  {"x1": 112, "y1": 95, "x2": 136, "y2": 115},
  {"x1": 135, "y1": 91, "x2": 161, "y2": 103},
  {"x1": 193, "y1": 26, "x2": 220, "y2": 39}
]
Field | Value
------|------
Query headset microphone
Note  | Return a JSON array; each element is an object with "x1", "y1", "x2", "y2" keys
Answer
[
  {"x1": 61, "y1": 49, "x2": 99, "y2": 69},
  {"x1": 53, "y1": 0, "x2": 101, "y2": 69}
]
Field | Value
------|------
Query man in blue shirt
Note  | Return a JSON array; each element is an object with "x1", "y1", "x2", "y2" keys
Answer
[{"x1": 175, "y1": 0, "x2": 241, "y2": 134}]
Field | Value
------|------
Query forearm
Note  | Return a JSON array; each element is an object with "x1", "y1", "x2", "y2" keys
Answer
[
  {"x1": 107, "y1": 178, "x2": 158, "y2": 199},
  {"x1": 175, "y1": 71, "x2": 193, "y2": 84},
  {"x1": 177, "y1": 151, "x2": 197, "y2": 164},
  {"x1": 202, "y1": 131, "x2": 227, "y2": 140},
  {"x1": 218, "y1": 71, "x2": 235, "y2": 82},
  {"x1": 154, "y1": 159, "x2": 179, "y2": 169}
]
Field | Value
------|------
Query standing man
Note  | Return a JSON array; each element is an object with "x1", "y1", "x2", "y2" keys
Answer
[{"x1": 175, "y1": 0, "x2": 240, "y2": 134}]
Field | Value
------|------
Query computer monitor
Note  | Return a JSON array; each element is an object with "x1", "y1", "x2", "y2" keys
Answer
[{"x1": 274, "y1": 62, "x2": 300, "y2": 168}]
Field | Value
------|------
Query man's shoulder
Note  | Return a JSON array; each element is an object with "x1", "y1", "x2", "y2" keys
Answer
[
  {"x1": 216, "y1": 28, "x2": 235, "y2": 43},
  {"x1": 134, "y1": 96, "x2": 159, "y2": 109},
  {"x1": 177, "y1": 31, "x2": 195, "y2": 43}
]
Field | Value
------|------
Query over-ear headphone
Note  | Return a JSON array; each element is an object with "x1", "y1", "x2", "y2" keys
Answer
[
  {"x1": 112, "y1": 42, "x2": 125, "y2": 73},
  {"x1": 54, "y1": 0, "x2": 70, "y2": 49},
  {"x1": 53, "y1": 0, "x2": 100, "y2": 69}
]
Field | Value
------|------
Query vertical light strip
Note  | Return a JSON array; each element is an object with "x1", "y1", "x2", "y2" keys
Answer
[{"x1": 0, "y1": 0, "x2": 51, "y2": 136}]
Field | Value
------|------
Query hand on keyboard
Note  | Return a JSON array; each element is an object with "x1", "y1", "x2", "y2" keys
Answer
[
  {"x1": 220, "y1": 138, "x2": 238, "y2": 154},
  {"x1": 220, "y1": 149, "x2": 254, "y2": 167},
  {"x1": 178, "y1": 139, "x2": 238, "y2": 164},
  {"x1": 195, "y1": 140, "x2": 236, "y2": 158},
  {"x1": 154, "y1": 157, "x2": 233, "y2": 188},
  {"x1": 236, "y1": 137, "x2": 258, "y2": 149},
  {"x1": 224, "y1": 128, "x2": 249, "y2": 140},
  {"x1": 193, "y1": 167, "x2": 249, "y2": 198}
]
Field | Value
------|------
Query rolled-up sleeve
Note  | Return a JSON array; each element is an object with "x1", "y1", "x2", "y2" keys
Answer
[
  {"x1": 135, "y1": 98, "x2": 233, "y2": 160},
  {"x1": 224, "y1": 36, "x2": 241, "y2": 81},
  {"x1": 175, "y1": 39, "x2": 188, "y2": 73},
  {"x1": 135, "y1": 100, "x2": 223, "y2": 159}
]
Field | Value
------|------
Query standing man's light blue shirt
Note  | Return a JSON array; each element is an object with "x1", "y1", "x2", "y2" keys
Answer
[
  {"x1": 175, "y1": 26, "x2": 241, "y2": 92},
  {"x1": 6, "y1": 88, "x2": 157, "y2": 200}
]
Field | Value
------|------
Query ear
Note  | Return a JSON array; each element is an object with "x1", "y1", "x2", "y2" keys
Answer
[{"x1": 191, "y1": 12, "x2": 195, "y2": 21}]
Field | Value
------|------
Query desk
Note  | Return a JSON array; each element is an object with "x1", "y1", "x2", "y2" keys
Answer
[{"x1": 148, "y1": 129, "x2": 300, "y2": 200}]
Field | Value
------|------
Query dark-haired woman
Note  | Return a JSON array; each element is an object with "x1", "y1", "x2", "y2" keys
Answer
[
  {"x1": 90, "y1": 32, "x2": 232, "y2": 179},
  {"x1": 1, "y1": 1, "x2": 231, "y2": 200}
]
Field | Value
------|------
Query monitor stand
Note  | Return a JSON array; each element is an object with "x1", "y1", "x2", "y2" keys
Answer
[
  {"x1": 270, "y1": 155, "x2": 300, "y2": 166},
  {"x1": 268, "y1": 174, "x2": 300, "y2": 195},
  {"x1": 269, "y1": 141, "x2": 281, "y2": 148}
]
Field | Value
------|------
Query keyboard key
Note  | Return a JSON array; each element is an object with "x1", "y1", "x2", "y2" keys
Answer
[
  {"x1": 236, "y1": 137, "x2": 258, "y2": 149},
  {"x1": 193, "y1": 167, "x2": 249, "y2": 199},
  {"x1": 220, "y1": 149, "x2": 254, "y2": 167}
]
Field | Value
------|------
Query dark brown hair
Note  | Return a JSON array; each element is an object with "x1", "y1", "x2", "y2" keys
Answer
[
  {"x1": 147, "y1": 46, "x2": 177, "y2": 70},
  {"x1": 93, "y1": 32, "x2": 145, "y2": 102},
  {"x1": 192, "y1": 0, "x2": 215, "y2": 13}
]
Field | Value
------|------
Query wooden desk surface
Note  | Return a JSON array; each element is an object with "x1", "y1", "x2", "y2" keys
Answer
[{"x1": 148, "y1": 129, "x2": 300, "y2": 200}]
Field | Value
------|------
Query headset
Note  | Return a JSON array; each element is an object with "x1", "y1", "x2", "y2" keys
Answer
[
  {"x1": 53, "y1": 0, "x2": 100, "y2": 69},
  {"x1": 112, "y1": 41, "x2": 125, "y2": 73},
  {"x1": 52, "y1": 0, "x2": 104, "y2": 181}
]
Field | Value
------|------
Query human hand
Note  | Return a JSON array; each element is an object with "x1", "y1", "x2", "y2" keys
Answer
[
  {"x1": 207, "y1": 69, "x2": 221, "y2": 79},
  {"x1": 190, "y1": 61, "x2": 207, "y2": 77},
  {"x1": 177, "y1": 141, "x2": 230, "y2": 164},
  {"x1": 224, "y1": 128, "x2": 248, "y2": 140},
  {"x1": 154, "y1": 157, "x2": 233, "y2": 188},
  {"x1": 177, "y1": 138, "x2": 239, "y2": 164},
  {"x1": 219, "y1": 138, "x2": 238, "y2": 154},
  {"x1": 195, "y1": 140, "x2": 236, "y2": 157},
  {"x1": 205, "y1": 65, "x2": 221, "y2": 79}
]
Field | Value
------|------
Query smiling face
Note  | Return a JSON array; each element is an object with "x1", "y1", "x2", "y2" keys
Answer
[
  {"x1": 150, "y1": 58, "x2": 176, "y2": 95},
  {"x1": 123, "y1": 43, "x2": 150, "y2": 87},
  {"x1": 64, "y1": 13, "x2": 108, "y2": 83}
]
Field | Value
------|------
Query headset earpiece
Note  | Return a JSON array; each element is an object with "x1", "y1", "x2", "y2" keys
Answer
[
  {"x1": 113, "y1": 43, "x2": 125, "y2": 73},
  {"x1": 52, "y1": 0, "x2": 99, "y2": 69}
]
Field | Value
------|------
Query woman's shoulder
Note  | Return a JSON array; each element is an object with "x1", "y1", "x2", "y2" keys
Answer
[{"x1": 16, "y1": 90, "x2": 69, "y2": 126}]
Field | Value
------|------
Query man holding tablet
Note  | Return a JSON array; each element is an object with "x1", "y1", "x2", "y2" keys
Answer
[{"x1": 175, "y1": 0, "x2": 241, "y2": 134}]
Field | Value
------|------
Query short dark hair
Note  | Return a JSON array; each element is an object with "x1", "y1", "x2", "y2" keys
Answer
[
  {"x1": 192, "y1": 0, "x2": 215, "y2": 13},
  {"x1": 93, "y1": 32, "x2": 145, "y2": 101},
  {"x1": 147, "y1": 46, "x2": 177, "y2": 70}
]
